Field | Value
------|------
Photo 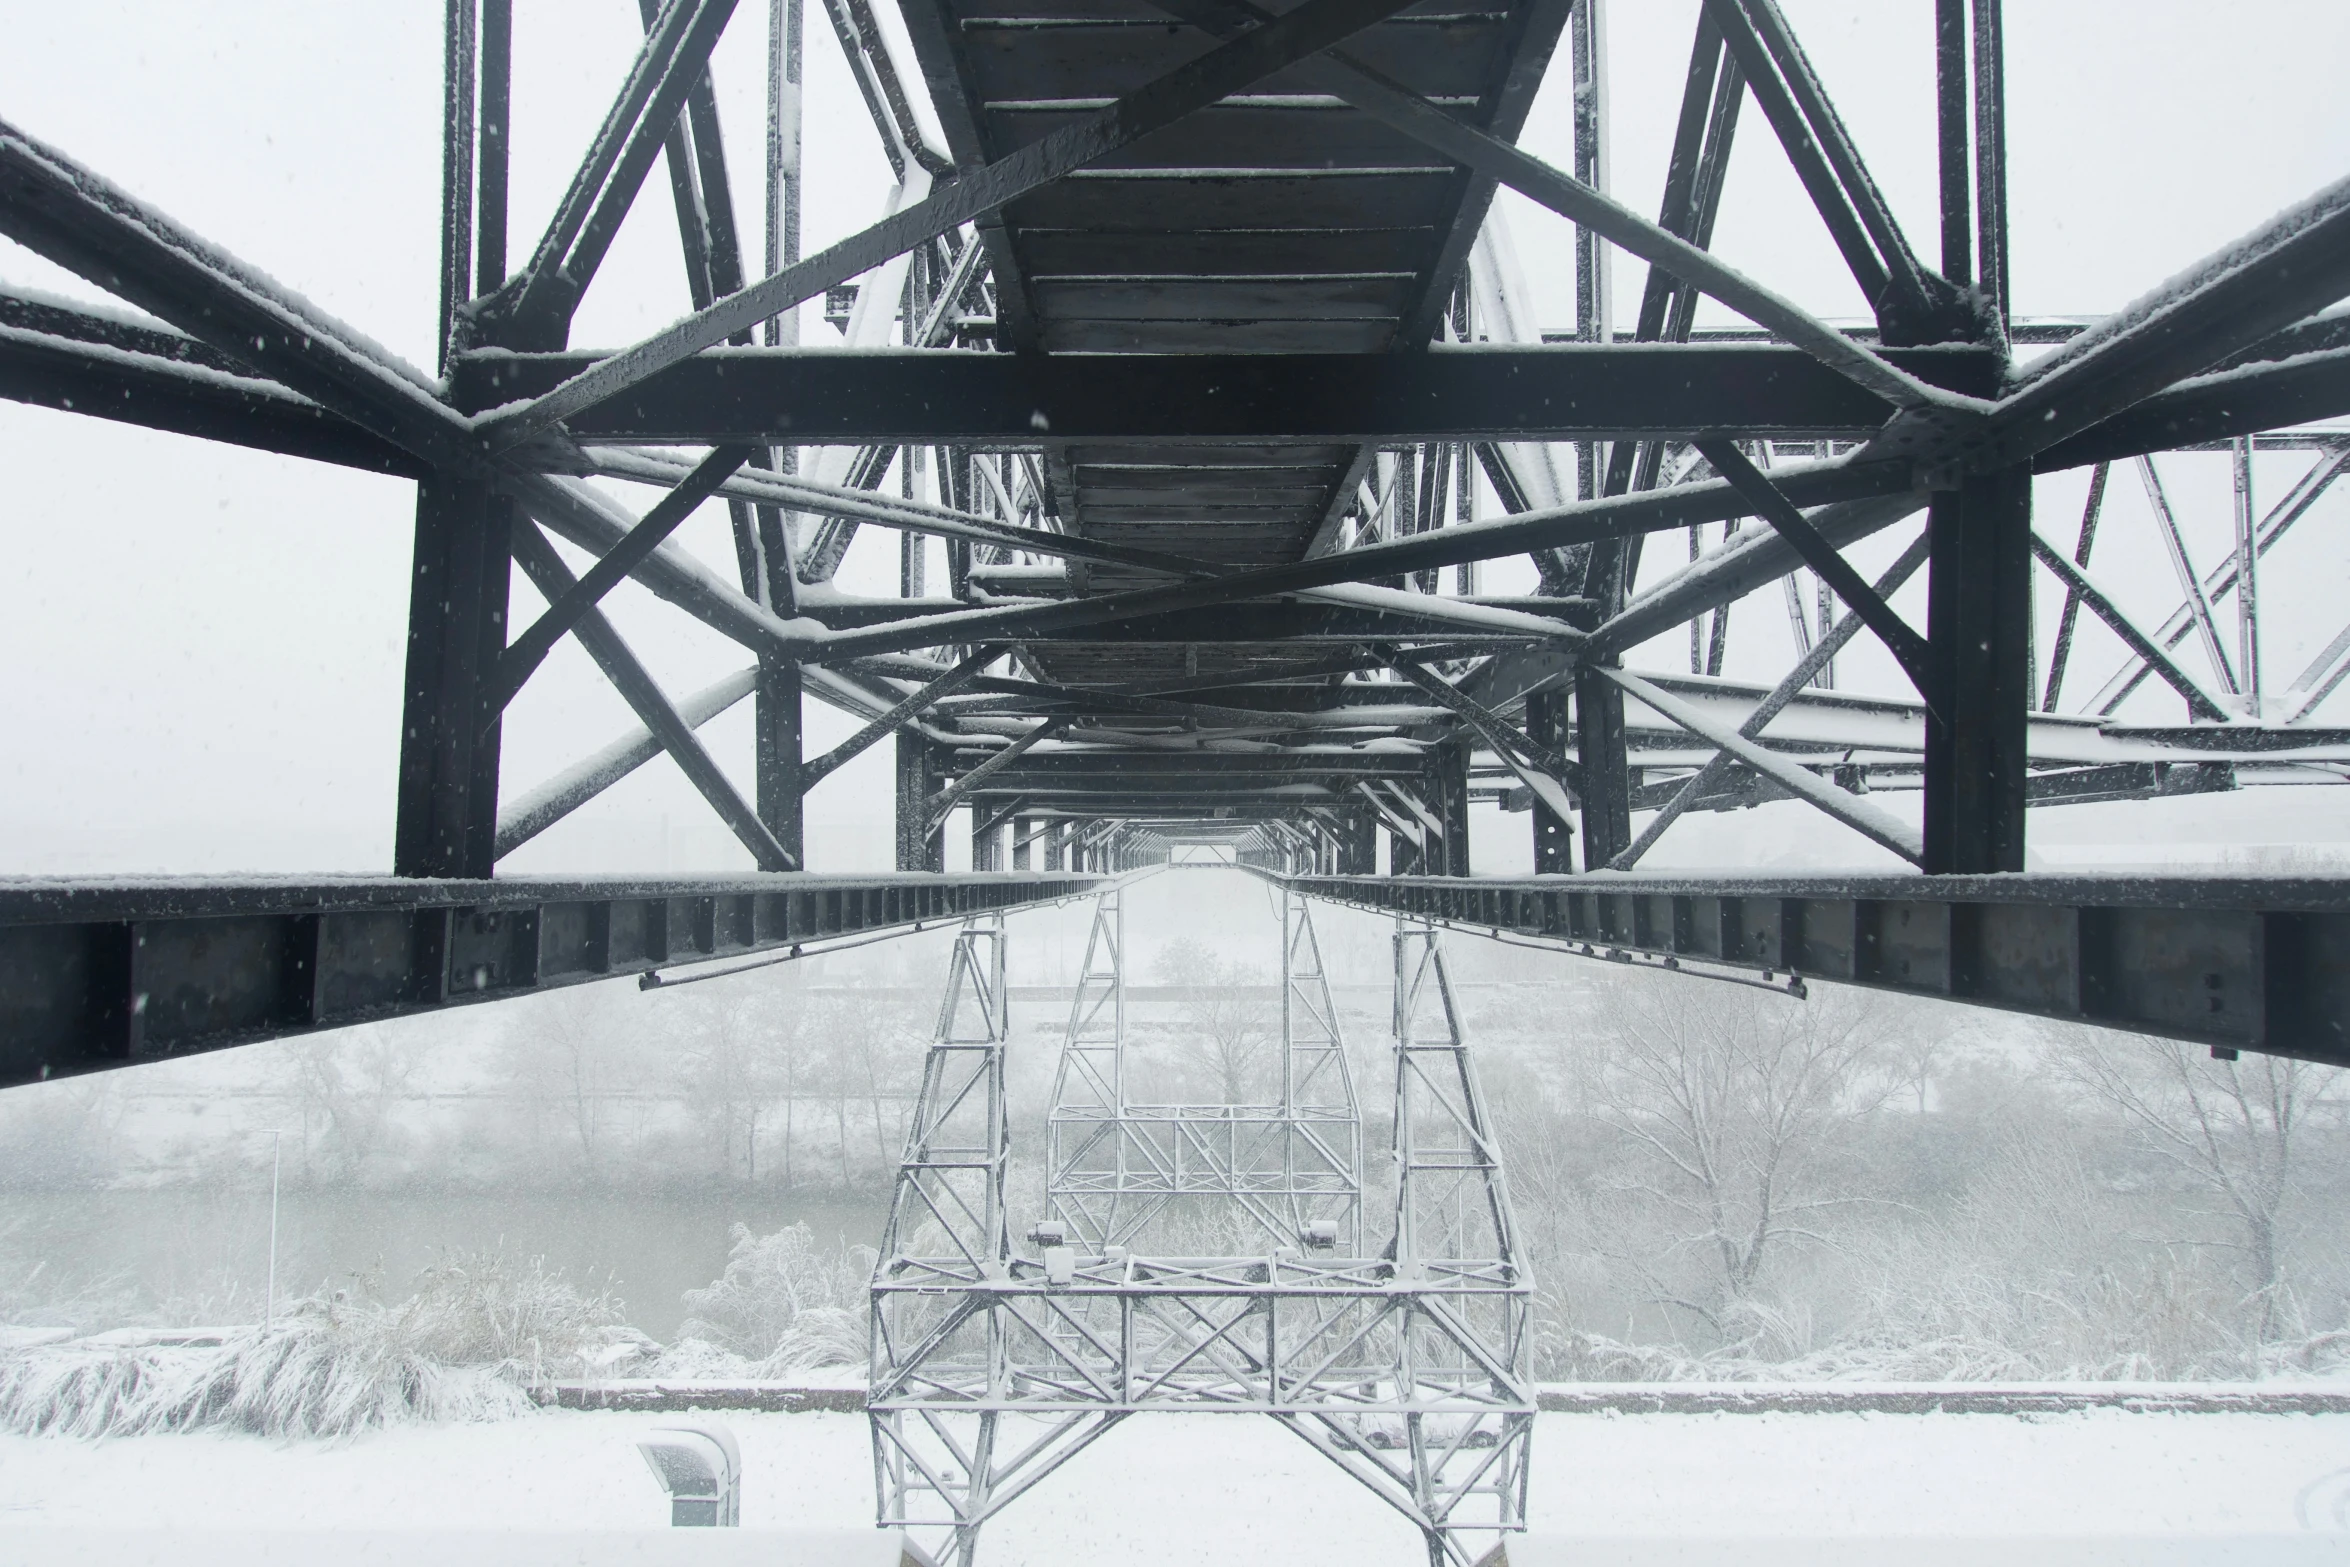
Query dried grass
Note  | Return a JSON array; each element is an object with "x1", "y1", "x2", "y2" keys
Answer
[{"x1": 0, "y1": 1250, "x2": 634, "y2": 1438}]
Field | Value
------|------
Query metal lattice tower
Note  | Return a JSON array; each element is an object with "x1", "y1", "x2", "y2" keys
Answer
[
  {"x1": 873, "y1": 895, "x2": 1530, "y2": 1566},
  {"x1": 871, "y1": 915, "x2": 1129, "y2": 1567},
  {"x1": 1047, "y1": 886, "x2": 1364, "y2": 1254}
]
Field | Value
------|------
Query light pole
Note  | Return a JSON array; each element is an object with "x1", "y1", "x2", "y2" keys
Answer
[{"x1": 258, "y1": 1129, "x2": 287, "y2": 1326}]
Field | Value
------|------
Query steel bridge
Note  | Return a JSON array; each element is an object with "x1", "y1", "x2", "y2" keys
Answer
[{"x1": 0, "y1": 0, "x2": 2346, "y2": 1131}]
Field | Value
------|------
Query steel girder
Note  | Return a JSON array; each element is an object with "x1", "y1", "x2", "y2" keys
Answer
[
  {"x1": 1278, "y1": 870, "x2": 2350, "y2": 1068},
  {"x1": 443, "y1": 341, "x2": 2002, "y2": 444},
  {"x1": 0, "y1": 872, "x2": 1094, "y2": 1090},
  {"x1": 0, "y1": 0, "x2": 2347, "y2": 1083}
]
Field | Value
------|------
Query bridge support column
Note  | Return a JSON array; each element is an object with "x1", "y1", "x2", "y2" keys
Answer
[
  {"x1": 1573, "y1": 664, "x2": 1632, "y2": 870},
  {"x1": 1337, "y1": 812, "x2": 1377, "y2": 875},
  {"x1": 394, "y1": 474, "x2": 512, "y2": 878},
  {"x1": 1429, "y1": 742, "x2": 1471, "y2": 875},
  {"x1": 1525, "y1": 686, "x2": 1575, "y2": 874},
  {"x1": 1390, "y1": 821, "x2": 1423, "y2": 877},
  {"x1": 896, "y1": 732, "x2": 944, "y2": 872},
  {"x1": 755, "y1": 657, "x2": 805, "y2": 870},
  {"x1": 1923, "y1": 465, "x2": 2032, "y2": 874}
]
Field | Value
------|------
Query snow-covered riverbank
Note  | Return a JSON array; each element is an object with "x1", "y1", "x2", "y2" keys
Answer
[{"x1": 5, "y1": 1407, "x2": 2348, "y2": 1564}]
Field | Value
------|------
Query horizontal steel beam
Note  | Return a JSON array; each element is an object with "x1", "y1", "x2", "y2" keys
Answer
[
  {"x1": 0, "y1": 872, "x2": 1094, "y2": 1088},
  {"x1": 449, "y1": 343, "x2": 1999, "y2": 445},
  {"x1": 0, "y1": 313, "x2": 422, "y2": 476},
  {"x1": 2033, "y1": 347, "x2": 2350, "y2": 472},
  {"x1": 939, "y1": 746, "x2": 1424, "y2": 773},
  {"x1": 818, "y1": 597, "x2": 1588, "y2": 642},
  {"x1": 1280, "y1": 871, "x2": 2350, "y2": 1066}
]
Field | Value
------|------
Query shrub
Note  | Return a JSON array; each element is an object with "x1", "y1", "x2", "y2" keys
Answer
[
  {"x1": 665, "y1": 1222, "x2": 874, "y2": 1374},
  {"x1": 0, "y1": 1250, "x2": 636, "y2": 1438}
]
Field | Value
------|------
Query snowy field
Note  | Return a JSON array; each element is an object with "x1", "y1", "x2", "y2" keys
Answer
[{"x1": 5, "y1": 1408, "x2": 2350, "y2": 1564}]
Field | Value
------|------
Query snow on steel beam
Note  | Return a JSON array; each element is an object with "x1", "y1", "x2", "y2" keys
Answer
[
  {"x1": 0, "y1": 872, "x2": 1098, "y2": 1088},
  {"x1": 772, "y1": 453, "x2": 1919, "y2": 662},
  {"x1": 2032, "y1": 347, "x2": 2350, "y2": 472},
  {"x1": 481, "y1": 0, "x2": 743, "y2": 349},
  {"x1": 1609, "y1": 529, "x2": 1930, "y2": 870},
  {"x1": 0, "y1": 312, "x2": 422, "y2": 477},
  {"x1": 1959, "y1": 171, "x2": 2350, "y2": 471},
  {"x1": 1276, "y1": 870, "x2": 2350, "y2": 1068},
  {"x1": 450, "y1": 342, "x2": 2000, "y2": 444},
  {"x1": 1585, "y1": 489, "x2": 1925, "y2": 660},
  {"x1": 470, "y1": 0, "x2": 1431, "y2": 449},
  {"x1": 0, "y1": 117, "x2": 479, "y2": 469},
  {"x1": 509, "y1": 522, "x2": 796, "y2": 871},
  {"x1": 495, "y1": 666, "x2": 758, "y2": 860},
  {"x1": 1603, "y1": 666, "x2": 1926, "y2": 864},
  {"x1": 806, "y1": 597, "x2": 1582, "y2": 642},
  {"x1": 587, "y1": 445, "x2": 1218, "y2": 579},
  {"x1": 950, "y1": 751, "x2": 1426, "y2": 780}
]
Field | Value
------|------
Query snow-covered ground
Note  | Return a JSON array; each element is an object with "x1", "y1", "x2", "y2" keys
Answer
[{"x1": 4, "y1": 1409, "x2": 2349, "y2": 1564}]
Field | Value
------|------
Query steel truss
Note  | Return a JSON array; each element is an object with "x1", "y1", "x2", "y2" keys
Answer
[
  {"x1": 0, "y1": 12, "x2": 2344, "y2": 1072},
  {"x1": 871, "y1": 899, "x2": 1530, "y2": 1566}
]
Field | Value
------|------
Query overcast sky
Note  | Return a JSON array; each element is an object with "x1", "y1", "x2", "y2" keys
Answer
[{"x1": 2, "y1": 0, "x2": 2344, "y2": 879}]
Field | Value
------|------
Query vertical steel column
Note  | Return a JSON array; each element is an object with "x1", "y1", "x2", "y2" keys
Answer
[
  {"x1": 477, "y1": 0, "x2": 510, "y2": 300},
  {"x1": 1933, "y1": 0, "x2": 1969, "y2": 286},
  {"x1": 751, "y1": 0, "x2": 808, "y2": 867},
  {"x1": 394, "y1": 478, "x2": 513, "y2": 877},
  {"x1": 896, "y1": 731, "x2": 944, "y2": 871},
  {"x1": 1012, "y1": 814, "x2": 1034, "y2": 870},
  {"x1": 1429, "y1": 743, "x2": 1471, "y2": 875},
  {"x1": 752, "y1": 656, "x2": 804, "y2": 866},
  {"x1": 1570, "y1": 0, "x2": 1611, "y2": 501},
  {"x1": 2233, "y1": 436, "x2": 2263, "y2": 714},
  {"x1": 1572, "y1": 667, "x2": 1631, "y2": 870},
  {"x1": 1524, "y1": 687, "x2": 1574, "y2": 874},
  {"x1": 399, "y1": 1, "x2": 507, "y2": 879},
  {"x1": 1390, "y1": 821, "x2": 1422, "y2": 877},
  {"x1": 766, "y1": 0, "x2": 801, "y2": 357},
  {"x1": 1336, "y1": 812, "x2": 1376, "y2": 874},
  {"x1": 1971, "y1": 0, "x2": 2008, "y2": 337},
  {"x1": 436, "y1": 0, "x2": 477, "y2": 375},
  {"x1": 946, "y1": 447, "x2": 975, "y2": 599},
  {"x1": 1922, "y1": 467, "x2": 2032, "y2": 874}
]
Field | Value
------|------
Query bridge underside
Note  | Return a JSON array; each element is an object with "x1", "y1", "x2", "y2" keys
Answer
[{"x1": 3, "y1": 0, "x2": 2350, "y2": 1083}]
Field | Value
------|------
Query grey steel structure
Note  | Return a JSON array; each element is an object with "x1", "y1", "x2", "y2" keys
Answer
[
  {"x1": 6, "y1": 0, "x2": 2350, "y2": 1084},
  {"x1": 873, "y1": 893, "x2": 1528, "y2": 1566},
  {"x1": 1045, "y1": 884, "x2": 1364, "y2": 1255},
  {"x1": 3, "y1": 0, "x2": 2349, "y2": 1555}
]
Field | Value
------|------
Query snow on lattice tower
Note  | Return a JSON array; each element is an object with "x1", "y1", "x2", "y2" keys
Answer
[{"x1": 871, "y1": 895, "x2": 1532, "y2": 1567}]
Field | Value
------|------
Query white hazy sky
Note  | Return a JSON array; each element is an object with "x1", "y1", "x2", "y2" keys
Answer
[{"x1": 1, "y1": 1, "x2": 2345, "y2": 878}]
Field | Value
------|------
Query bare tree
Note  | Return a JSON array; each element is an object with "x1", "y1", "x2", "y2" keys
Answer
[
  {"x1": 1154, "y1": 936, "x2": 1278, "y2": 1104},
  {"x1": 2059, "y1": 1033, "x2": 2343, "y2": 1342},
  {"x1": 289, "y1": 1026, "x2": 422, "y2": 1184},
  {"x1": 0, "y1": 1074, "x2": 126, "y2": 1189},
  {"x1": 1584, "y1": 976, "x2": 1886, "y2": 1346},
  {"x1": 497, "y1": 990, "x2": 625, "y2": 1180},
  {"x1": 1886, "y1": 1031, "x2": 1957, "y2": 1115},
  {"x1": 685, "y1": 991, "x2": 796, "y2": 1183},
  {"x1": 816, "y1": 992, "x2": 922, "y2": 1172}
]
